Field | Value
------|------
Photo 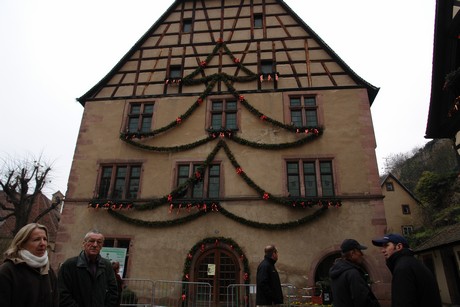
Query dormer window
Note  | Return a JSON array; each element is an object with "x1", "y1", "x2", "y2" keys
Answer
[
  {"x1": 169, "y1": 65, "x2": 182, "y2": 79},
  {"x1": 261, "y1": 60, "x2": 274, "y2": 74},
  {"x1": 166, "y1": 65, "x2": 182, "y2": 85},
  {"x1": 254, "y1": 14, "x2": 263, "y2": 28},
  {"x1": 183, "y1": 19, "x2": 192, "y2": 33}
]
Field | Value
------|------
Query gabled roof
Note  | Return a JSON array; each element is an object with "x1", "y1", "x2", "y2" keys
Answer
[
  {"x1": 380, "y1": 173, "x2": 420, "y2": 203},
  {"x1": 414, "y1": 223, "x2": 460, "y2": 252},
  {"x1": 0, "y1": 191, "x2": 60, "y2": 241},
  {"x1": 77, "y1": 0, "x2": 379, "y2": 106}
]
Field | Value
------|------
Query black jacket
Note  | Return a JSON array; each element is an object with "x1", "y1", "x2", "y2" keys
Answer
[
  {"x1": 58, "y1": 251, "x2": 118, "y2": 307},
  {"x1": 256, "y1": 256, "x2": 283, "y2": 305},
  {"x1": 386, "y1": 248, "x2": 442, "y2": 307},
  {"x1": 329, "y1": 258, "x2": 380, "y2": 307},
  {"x1": 0, "y1": 259, "x2": 58, "y2": 307}
]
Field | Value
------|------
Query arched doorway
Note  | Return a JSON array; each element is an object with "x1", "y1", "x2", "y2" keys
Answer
[{"x1": 186, "y1": 238, "x2": 248, "y2": 307}]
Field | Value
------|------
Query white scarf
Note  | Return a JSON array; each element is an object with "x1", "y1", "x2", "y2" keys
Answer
[{"x1": 19, "y1": 249, "x2": 49, "y2": 268}]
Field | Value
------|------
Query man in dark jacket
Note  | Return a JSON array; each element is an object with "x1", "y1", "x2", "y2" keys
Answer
[
  {"x1": 256, "y1": 245, "x2": 283, "y2": 306},
  {"x1": 58, "y1": 230, "x2": 118, "y2": 307},
  {"x1": 329, "y1": 239, "x2": 380, "y2": 307},
  {"x1": 372, "y1": 233, "x2": 442, "y2": 307}
]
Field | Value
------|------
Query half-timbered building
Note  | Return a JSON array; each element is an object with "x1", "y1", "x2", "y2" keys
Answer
[{"x1": 54, "y1": 0, "x2": 391, "y2": 305}]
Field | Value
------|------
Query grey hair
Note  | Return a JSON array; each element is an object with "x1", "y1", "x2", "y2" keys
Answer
[{"x1": 83, "y1": 229, "x2": 104, "y2": 241}]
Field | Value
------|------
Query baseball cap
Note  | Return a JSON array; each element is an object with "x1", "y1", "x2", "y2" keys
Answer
[
  {"x1": 372, "y1": 234, "x2": 409, "y2": 248},
  {"x1": 340, "y1": 239, "x2": 367, "y2": 253}
]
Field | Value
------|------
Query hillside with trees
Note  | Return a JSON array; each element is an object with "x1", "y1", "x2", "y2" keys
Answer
[{"x1": 383, "y1": 139, "x2": 460, "y2": 245}]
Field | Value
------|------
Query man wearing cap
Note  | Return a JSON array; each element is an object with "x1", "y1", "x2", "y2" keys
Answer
[
  {"x1": 329, "y1": 239, "x2": 380, "y2": 307},
  {"x1": 372, "y1": 233, "x2": 442, "y2": 307}
]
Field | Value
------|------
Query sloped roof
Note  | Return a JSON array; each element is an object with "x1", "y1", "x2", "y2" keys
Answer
[
  {"x1": 414, "y1": 223, "x2": 460, "y2": 252},
  {"x1": 77, "y1": 0, "x2": 379, "y2": 105},
  {"x1": 0, "y1": 191, "x2": 60, "y2": 241},
  {"x1": 380, "y1": 173, "x2": 420, "y2": 203}
]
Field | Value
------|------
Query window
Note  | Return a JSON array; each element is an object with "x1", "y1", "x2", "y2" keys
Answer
[
  {"x1": 183, "y1": 19, "x2": 192, "y2": 33},
  {"x1": 103, "y1": 238, "x2": 131, "y2": 278},
  {"x1": 286, "y1": 160, "x2": 335, "y2": 197},
  {"x1": 260, "y1": 60, "x2": 274, "y2": 75},
  {"x1": 289, "y1": 96, "x2": 318, "y2": 127},
  {"x1": 98, "y1": 164, "x2": 141, "y2": 199},
  {"x1": 402, "y1": 225, "x2": 413, "y2": 236},
  {"x1": 402, "y1": 204, "x2": 411, "y2": 215},
  {"x1": 209, "y1": 99, "x2": 238, "y2": 130},
  {"x1": 169, "y1": 65, "x2": 182, "y2": 79},
  {"x1": 176, "y1": 163, "x2": 220, "y2": 198},
  {"x1": 386, "y1": 182, "x2": 394, "y2": 191},
  {"x1": 254, "y1": 14, "x2": 263, "y2": 28},
  {"x1": 127, "y1": 103, "x2": 154, "y2": 133}
]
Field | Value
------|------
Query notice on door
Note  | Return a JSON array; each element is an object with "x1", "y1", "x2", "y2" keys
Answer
[{"x1": 207, "y1": 264, "x2": 216, "y2": 275}]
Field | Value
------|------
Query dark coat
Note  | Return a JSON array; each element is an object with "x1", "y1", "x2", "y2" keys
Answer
[
  {"x1": 386, "y1": 248, "x2": 442, "y2": 307},
  {"x1": 58, "y1": 251, "x2": 118, "y2": 307},
  {"x1": 329, "y1": 258, "x2": 380, "y2": 307},
  {"x1": 256, "y1": 256, "x2": 283, "y2": 305},
  {"x1": 0, "y1": 259, "x2": 58, "y2": 307}
]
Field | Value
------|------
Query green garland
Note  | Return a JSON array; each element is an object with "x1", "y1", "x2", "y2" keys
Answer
[
  {"x1": 103, "y1": 203, "x2": 330, "y2": 230},
  {"x1": 120, "y1": 41, "x2": 321, "y2": 142},
  {"x1": 181, "y1": 236, "x2": 250, "y2": 283},
  {"x1": 92, "y1": 40, "x2": 340, "y2": 230}
]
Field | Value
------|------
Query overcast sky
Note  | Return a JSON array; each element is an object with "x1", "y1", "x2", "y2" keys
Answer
[{"x1": 0, "y1": 0, "x2": 436, "y2": 197}]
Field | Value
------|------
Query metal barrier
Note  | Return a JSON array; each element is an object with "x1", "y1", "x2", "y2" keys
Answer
[
  {"x1": 153, "y1": 280, "x2": 212, "y2": 307},
  {"x1": 226, "y1": 284, "x2": 256, "y2": 306},
  {"x1": 121, "y1": 278, "x2": 154, "y2": 306},
  {"x1": 120, "y1": 279, "x2": 324, "y2": 307},
  {"x1": 225, "y1": 283, "x2": 311, "y2": 307}
]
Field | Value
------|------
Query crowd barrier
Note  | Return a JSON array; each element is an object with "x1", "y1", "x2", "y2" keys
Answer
[{"x1": 120, "y1": 278, "x2": 324, "y2": 306}]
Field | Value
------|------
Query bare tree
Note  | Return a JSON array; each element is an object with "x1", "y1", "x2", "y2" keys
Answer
[{"x1": 0, "y1": 155, "x2": 60, "y2": 235}]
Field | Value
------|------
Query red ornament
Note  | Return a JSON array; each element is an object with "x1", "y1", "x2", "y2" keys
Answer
[
  {"x1": 185, "y1": 274, "x2": 189, "y2": 280},
  {"x1": 260, "y1": 115, "x2": 267, "y2": 121},
  {"x1": 200, "y1": 61, "x2": 207, "y2": 67},
  {"x1": 263, "y1": 193, "x2": 269, "y2": 200},
  {"x1": 236, "y1": 167, "x2": 243, "y2": 174},
  {"x1": 201, "y1": 244, "x2": 205, "y2": 252},
  {"x1": 244, "y1": 273, "x2": 249, "y2": 280},
  {"x1": 239, "y1": 95, "x2": 244, "y2": 101},
  {"x1": 168, "y1": 194, "x2": 173, "y2": 202},
  {"x1": 176, "y1": 117, "x2": 182, "y2": 124},
  {"x1": 234, "y1": 58, "x2": 240, "y2": 63},
  {"x1": 217, "y1": 38, "x2": 224, "y2": 43},
  {"x1": 195, "y1": 171, "x2": 201, "y2": 179},
  {"x1": 197, "y1": 97, "x2": 203, "y2": 104},
  {"x1": 181, "y1": 294, "x2": 186, "y2": 301}
]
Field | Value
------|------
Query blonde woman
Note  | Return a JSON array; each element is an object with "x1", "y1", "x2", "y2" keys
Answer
[{"x1": 0, "y1": 223, "x2": 58, "y2": 307}]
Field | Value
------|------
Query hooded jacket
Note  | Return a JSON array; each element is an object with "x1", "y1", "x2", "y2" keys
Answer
[
  {"x1": 256, "y1": 255, "x2": 283, "y2": 305},
  {"x1": 386, "y1": 248, "x2": 442, "y2": 307},
  {"x1": 329, "y1": 258, "x2": 380, "y2": 307},
  {"x1": 58, "y1": 250, "x2": 118, "y2": 307},
  {"x1": 0, "y1": 258, "x2": 58, "y2": 307}
]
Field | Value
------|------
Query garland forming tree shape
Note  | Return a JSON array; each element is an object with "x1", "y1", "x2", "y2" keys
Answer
[{"x1": 90, "y1": 39, "x2": 341, "y2": 230}]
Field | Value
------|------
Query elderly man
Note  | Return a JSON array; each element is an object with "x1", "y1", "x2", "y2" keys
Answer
[{"x1": 58, "y1": 230, "x2": 118, "y2": 307}]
